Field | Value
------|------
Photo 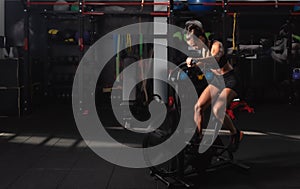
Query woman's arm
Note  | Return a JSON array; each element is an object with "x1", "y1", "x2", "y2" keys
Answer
[{"x1": 186, "y1": 41, "x2": 224, "y2": 67}]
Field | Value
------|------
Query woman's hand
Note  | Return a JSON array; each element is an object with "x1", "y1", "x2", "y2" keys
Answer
[{"x1": 186, "y1": 57, "x2": 194, "y2": 67}]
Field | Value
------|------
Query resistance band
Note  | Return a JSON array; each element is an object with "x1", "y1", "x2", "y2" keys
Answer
[
  {"x1": 293, "y1": 34, "x2": 300, "y2": 42},
  {"x1": 126, "y1": 33, "x2": 132, "y2": 53},
  {"x1": 116, "y1": 34, "x2": 120, "y2": 82},
  {"x1": 138, "y1": 16, "x2": 149, "y2": 104}
]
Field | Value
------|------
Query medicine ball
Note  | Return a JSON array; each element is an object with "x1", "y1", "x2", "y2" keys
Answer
[
  {"x1": 188, "y1": 0, "x2": 215, "y2": 12},
  {"x1": 70, "y1": 5, "x2": 79, "y2": 12},
  {"x1": 173, "y1": 0, "x2": 184, "y2": 10},
  {"x1": 53, "y1": 0, "x2": 69, "y2": 11},
  {"x1": 294, "y1": 6, "x2": 300, "y2": 12}
]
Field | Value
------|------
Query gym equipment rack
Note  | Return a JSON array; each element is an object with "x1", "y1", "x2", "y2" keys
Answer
[{"x1": 19, "y1": 0, "x2": 300, "y2": 111}]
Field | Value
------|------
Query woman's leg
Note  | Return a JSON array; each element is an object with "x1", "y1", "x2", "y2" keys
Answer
[
  {"x1": 194, "y1": 84, "x2": 219, "y2": 133},
  {"x1": 212, "y1": 88, "x2": 243, "y2": 151},
  {"x1": 212, "y1": 88, "x2": 237, "y2": 134}
]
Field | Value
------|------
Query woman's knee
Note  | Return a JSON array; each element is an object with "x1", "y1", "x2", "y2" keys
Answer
[
  {"x1": 212, "y1": 106, "x2": 226, "y2": 120},
  {"x1": 194, "y1": 102, "x2": 205, "y2": 114}
]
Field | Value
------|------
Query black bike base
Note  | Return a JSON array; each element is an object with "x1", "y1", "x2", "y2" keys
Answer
[{"x1": 149, "y1": 145, "x2": 250, "y2": 189}]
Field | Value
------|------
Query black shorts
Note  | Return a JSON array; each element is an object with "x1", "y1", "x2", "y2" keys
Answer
[{"x1": 210, "y1": 70, "x2": 239, "y2": 93}]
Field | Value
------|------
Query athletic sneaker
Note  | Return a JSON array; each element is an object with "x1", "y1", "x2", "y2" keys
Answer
[
  {"x1": 185, "y1": 131, "x2": 202, "y2": 154},
  {"x1": 188, "y1": 130, "x2": 201, "y2": 145},
  {"x1": 229, "y1": 129, "x2": 244, "y2": 152}
]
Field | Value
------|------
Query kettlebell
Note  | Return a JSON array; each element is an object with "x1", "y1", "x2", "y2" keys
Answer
[{"x1": 292, "y1": 68, "x2": 300, "y2": 80}]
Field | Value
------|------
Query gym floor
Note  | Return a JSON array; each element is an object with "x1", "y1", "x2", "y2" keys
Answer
[{"x1": 1, "y1": 101, "x2": 300, "y2": 189}]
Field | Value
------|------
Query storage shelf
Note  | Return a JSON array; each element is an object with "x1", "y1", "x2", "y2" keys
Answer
[{"x1": 22, "y1": 0, "x2": 300, "y2": 109}]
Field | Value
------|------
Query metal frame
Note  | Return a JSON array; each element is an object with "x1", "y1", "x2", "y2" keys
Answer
[{"x1": 21, "y1": 2, "x2": 300, "y2": 108}]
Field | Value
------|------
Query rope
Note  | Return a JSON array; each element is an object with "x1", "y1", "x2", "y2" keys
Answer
[{"x1": 232, "y1": 12, "x2": 237, "y2": 51}]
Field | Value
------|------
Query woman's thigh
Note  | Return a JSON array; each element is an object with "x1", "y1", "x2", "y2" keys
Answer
[
  {"x1": 213, "y1": 88, "x2": 237, "y2": 111},
  {"x1": 196, "y1": 84, "x2": 220, "y2": 110}
]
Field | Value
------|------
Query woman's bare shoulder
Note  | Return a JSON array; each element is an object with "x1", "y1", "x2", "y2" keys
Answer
[{"x1": 212, "y1": 40, "x2": 223, "y2": 47}]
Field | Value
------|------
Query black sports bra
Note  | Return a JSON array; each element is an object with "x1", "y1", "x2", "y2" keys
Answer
[{"x1": 218, "y1": 55, "x2": 228, "y2": 68}]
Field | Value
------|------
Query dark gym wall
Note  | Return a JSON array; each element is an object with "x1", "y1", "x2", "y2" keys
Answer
[
  {"x1": 0, "y1": 1, "x2": 4, "y2": 36},
  {"x1": 5, "y1": 0, "x2": 24, "y2": 47},
  {"x1": 5, "y1": 0, "x2": 46, "y2": 58}
]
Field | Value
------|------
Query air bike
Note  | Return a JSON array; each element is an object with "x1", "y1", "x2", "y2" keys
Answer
[{"x1": 142, "y1": 62, "x2": 252, "y2": 188}]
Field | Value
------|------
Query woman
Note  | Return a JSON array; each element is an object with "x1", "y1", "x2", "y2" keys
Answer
[{"x1": 185, "y1": 20, "x2": 243, "y2": 151}]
